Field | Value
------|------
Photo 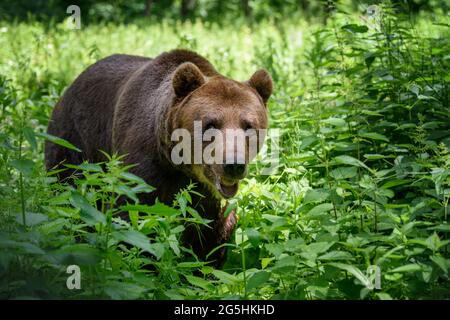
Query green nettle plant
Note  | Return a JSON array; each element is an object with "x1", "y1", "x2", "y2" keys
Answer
[{"x1": 0, "y1": 1, "x2": 449, "y2": 299}]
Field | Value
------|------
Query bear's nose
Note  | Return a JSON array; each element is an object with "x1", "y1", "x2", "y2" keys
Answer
[{"x1": 223, "y1": 164, "x2": 246, "y2": 178}]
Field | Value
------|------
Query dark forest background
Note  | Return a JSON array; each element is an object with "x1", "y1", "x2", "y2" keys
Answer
[{"x1": 1, "y1": 0, "x2": 448, "y2": 23}]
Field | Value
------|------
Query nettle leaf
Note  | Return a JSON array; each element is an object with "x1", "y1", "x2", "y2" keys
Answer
[
  {"x1": 329, "y1": 263, "x2": 371, "y2": 288},
  {"x1": 37, "y1": 132, "x2": 81, "y2": 152},
  {"x1": 431, "y1": 168, "x2": 449, "y2": 195},
  {"x1": 374, "y1": 169, "x2": 394, "y2": 178},
  {"x1": 65, "y1": 162, "x2": 103, "y2": 172},
  {"x1": 307, "y1": 203, "x2": 334, "y2": 216},
  {"x1": 177, "y1": 193, "x2": 187, "y2": 215},
  {"x1": 177, "y1": 261, "x2": 205, "y2": 269},
  {"x1": 425, "y1": 232, "x2": 441, "y2": 251},
  {"x1": 284, "y1": 238, "x2": 305, "y2": 253},
  {"x1": 389, "y1": 264, "x2": 422, "y2": 273},
  {"x1": 376, "y1": 188, "x2": 394, "y2": 198},
  {"x1": 245, "y1": 228, "x2": 261, "y2": 247},
  {"x1": 330, "y1": 166, "x2": 358, "y2": 180},
  {"x1": 303, "y1": 189, "x2": 330, "y2": 204},
  {"x1": 359, "y1": 132, "x2": 389, "y2": 142},
  {"x1": 364, "y1": 154, "x2": 388, "y2": 160},
  {"x1": 23, "y1": 127, "x2": 37, "y2": 151},
  {"x1": 186, "y1": 275, "x2": 215, "y2": 291},
  {"x1": 168, "y1": 234, "x2": 180, "y2": 256},
  {"x1": 433, "y1": 224, "x2": 450, "y2": 232},
  {"x1": 261, "y1": 257, "x2": 274, "y2": 269},
  {"x1": 359, "y1": 175, "x2": 375, "y2": 190},
  {"x1": 187, "y1": 207, "x2": 209, "y2": 224},
  {"x1": 376, "y1": 293, "x2": 393, "y2": 300},
  {"x1": 418, "y1": 94, "x2": 438, "y2": 101},
  {"x1": 50, "y1": 244, "x2": 102, "y2": 265},
  {"x1": 224, "y1": 201, "x2": 237, "y2": 218},
  {"x1": 376, "y1": 246, "x2": 405, "y2": 266},
  {"x1": 321, "y1": 117, "x2": 347, "y2": 127},
  {"x1": 128, "y1": 211, "x2": 139, "y2": 228},
  {"x1": 318, "y1": 251, "x2": 353, "y2": 261},
  {"x1": 262, "y1": 214, "x2": 287, "y2": 228},
  {"x1": 361, "y1": 109, "x2": 383, "y2": 116},
  {"x1": 171, "y1": 225, "x2": 185, "y2": 234},
  {"x1": 10, "y1": 159, "x2": 35, "y2": 175},
  {"x1": 212, "y1": 270, "x2": 239, "y2": 284},
  {"x1": 272, "y1": 255, "x2": 298, "y2": 273},
  {"x1": 112, "y1": 230, "x2": 163, "y2": 259},
  {"x1": 150, "y1": 243, "x2": 166, "y2": 260},
  {"x1": 119, "y1": 171, "x2": 148, "y2": 184},
  {"x1": 333, "y1": 155, "x2": 370, "y2": 171},
  {"x1": 265, "y1": 243, "x2": 284, "y2": 258},
  {"x1": 364, "y1": 52, "x2": 377, "y2": 68},
  {"x1": 121, "y1": 202, "x2": 180, "y2": 217},
  {"x1": 341, "y1": 24, "x2": 369, "y2": 33},
  {"x1": 114, "y1": 184, "x2": 138, "y2": 203},
  {"x1": 1, "y1": 240, "x2": 45, "y2": 255},
  {"x1": 70, "y1": 191, "x2": 106, "y2": 226},
  {"x1": 39, "y1": 218, "x2": 66, "y2": 234},
  {"x1": 104, "y1": 281, "x2": 145, "y2": 300},
  {"x1": 409, "y1": 84, "x2": 421, "y2": 96},
  {"x1": 430, "y1": 256, "x2": 449, "y2": 274},
  {"x1": 307, "y1": 241, "x2": 335, "y2": 255},
  {"x1": 300, "y1": 136, "x2": 319, "y2": 150},
  {"x1": 15, "y1": 212, "x2": 48, "y2": 226},
  {"x1": 381, "y1": 179, "x2": 411, "y2": 189}
]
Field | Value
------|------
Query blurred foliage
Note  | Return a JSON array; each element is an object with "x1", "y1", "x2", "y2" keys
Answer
[{"x1": 0, "y1": 0, "x2": 449, "y2": 23}]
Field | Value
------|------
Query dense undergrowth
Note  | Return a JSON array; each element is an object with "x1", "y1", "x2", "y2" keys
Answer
[{"x1": 0, "y1": 2, "x2": 449, "y2": 299}]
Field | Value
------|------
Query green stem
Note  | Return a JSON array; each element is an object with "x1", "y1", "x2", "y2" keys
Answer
[
  {"x1": 19, "y1": 171, "x2": 26, "y2": 226},
  {"x1": 18, "y1": 126, "x2": 26, "y2": 227},
  {"x1": 241, "y1": 230, "x2": 247, "y2": 298},
  {"x1": 373, "y1": 187, "x2": 378, "y2": 233}
]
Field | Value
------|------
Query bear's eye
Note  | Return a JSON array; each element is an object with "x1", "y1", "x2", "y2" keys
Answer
[
  {"x1": 243, "y1": 121, "x2": 254, "y2": 131},
  {"x1": 204, "y1": 121, "x2": 216, "y2": 131}
]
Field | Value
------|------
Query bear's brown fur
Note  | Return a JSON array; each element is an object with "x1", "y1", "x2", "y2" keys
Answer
[{"x1": 45, "y1": 49, "x2": 272, "y2": 266}]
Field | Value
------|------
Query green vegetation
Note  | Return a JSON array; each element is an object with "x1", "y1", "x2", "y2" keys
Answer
[{"x1": 0, "y1": 1, "x2": 449, "y2": 299}]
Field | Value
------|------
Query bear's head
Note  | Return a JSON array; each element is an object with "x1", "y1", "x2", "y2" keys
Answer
[{"x1": 168, "y1": 62, "x2": 272, "y2": 199}]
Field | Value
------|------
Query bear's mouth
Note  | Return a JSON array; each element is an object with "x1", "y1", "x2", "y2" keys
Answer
[{"x1": 217, "y1": 178, "x2": 239, "y2": 199}]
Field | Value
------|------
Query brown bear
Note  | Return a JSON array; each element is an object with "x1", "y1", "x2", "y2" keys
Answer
[{"x1": 45, "y1": 49, "x2": 272, "y2": 266}]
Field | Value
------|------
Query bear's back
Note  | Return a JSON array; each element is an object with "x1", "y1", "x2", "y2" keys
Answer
[{"x1": 58, "y1": 54, "x2": 151, "y2": 160}]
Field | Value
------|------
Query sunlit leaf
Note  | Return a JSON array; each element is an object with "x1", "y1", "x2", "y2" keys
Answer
[
  {"x1": 246, "y1": 271, "x2": 270, "y2": 291},
  {"x1": 69, "y1": 191, "x2": 106, "y2": 226},
  {"x1": 37, "y1": 132, "x2": 81, "y2": 152}
]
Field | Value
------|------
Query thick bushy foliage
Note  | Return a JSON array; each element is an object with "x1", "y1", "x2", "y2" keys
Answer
[{"x1": 0, "y1": 3, "x2": 449, "y2": 299}]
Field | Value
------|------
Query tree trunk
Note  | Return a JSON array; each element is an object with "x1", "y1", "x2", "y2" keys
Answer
[
  {"x1": 181, "y1": 0, "x2": 196, "y2": 20},
  {"x1": 144, "y1": 0, "x2": 153, "y2": 16},
  {"x1": 299, "y1": 0, "x2": 309, "y2": 12},
  {"x1": 241, "y1": 0, "x2": 251, "y2": 18}
]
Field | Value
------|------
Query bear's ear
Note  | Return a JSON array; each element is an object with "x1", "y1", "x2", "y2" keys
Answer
[
  {"x1": 247, "y1": 69, "x2": 273, "y2": 105},
  {"x1": 172, "y1": 62, "x2": 205, "y2": 98}
]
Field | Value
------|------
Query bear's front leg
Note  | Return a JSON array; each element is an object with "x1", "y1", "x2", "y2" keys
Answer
[
  {"x1": 180, "y1": 203, "x2": 238, "y2": 268},
  {"x1": 218, "y1": 206, "x2": 238, "y2": 243},
  {"x1": 211, "y1": 205, "x2": 238, "y2": 267}
]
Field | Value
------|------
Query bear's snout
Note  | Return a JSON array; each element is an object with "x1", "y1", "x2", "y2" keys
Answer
[{"x1": 223, "y1": 163, "x2": 246, "y2": 179}]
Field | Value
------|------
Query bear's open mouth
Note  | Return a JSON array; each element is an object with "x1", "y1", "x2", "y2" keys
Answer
[{"x1": 217, "y1": 178, "x2": 239, "y2": 199}]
